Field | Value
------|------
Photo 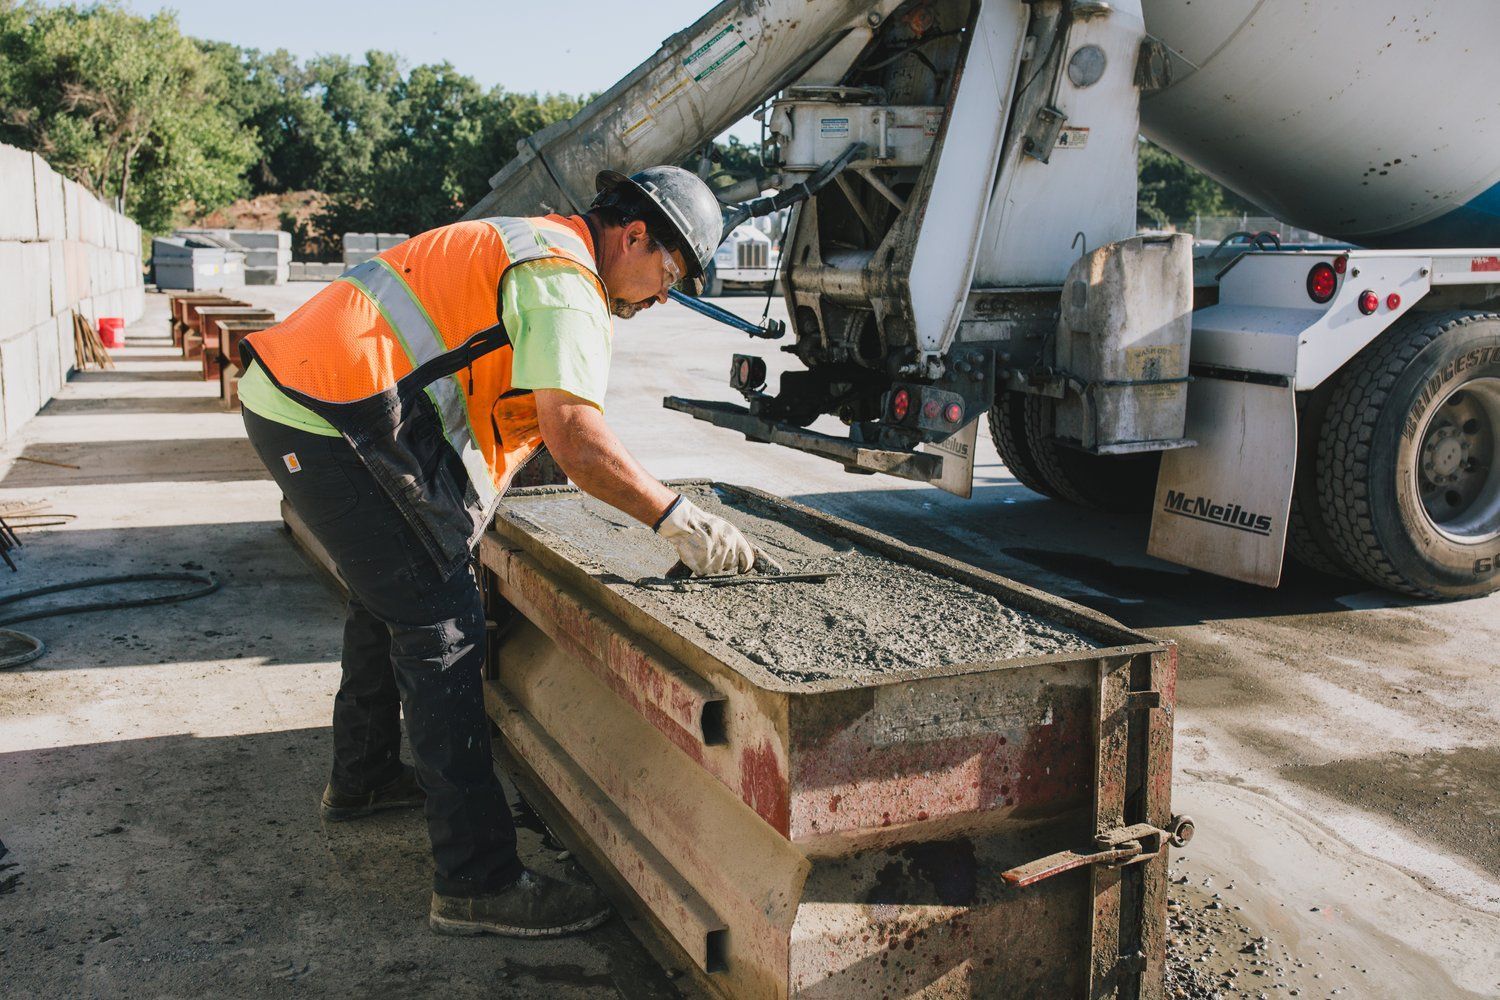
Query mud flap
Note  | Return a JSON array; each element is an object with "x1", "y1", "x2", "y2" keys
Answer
[
  {"x1": 1148, "y1": 377, "x2": 1296, "y2": 587},
  {"x1": 922, "y1": 416, "x2": 980, "y2": 499}
]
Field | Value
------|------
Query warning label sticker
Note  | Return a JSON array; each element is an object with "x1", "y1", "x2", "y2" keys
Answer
[
  {"x1": 620, "y1": 73, "x2": 692, "y2": 147},
  {"x1": 1056, "y1": 126, "x2": 1090, "y2": 150},
  {"x1": 1126, "y1": 345, "x2": 1185, "y2": 401},
  {"x1": 683, "y1": 18, "x2": 758, "y2": 88},
  {"x1": 819, "y1": 117, "x2": 850, "y2": 138}
]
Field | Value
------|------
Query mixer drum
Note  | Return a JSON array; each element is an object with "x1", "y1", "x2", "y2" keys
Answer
[{"x1": 1139, "y1": 0, "x2": 1500, "y2": 248}]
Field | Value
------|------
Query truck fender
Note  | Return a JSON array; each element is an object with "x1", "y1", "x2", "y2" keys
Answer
[{"x1": 1147, "y1": 376, "x2": 1296, "y2": 587}]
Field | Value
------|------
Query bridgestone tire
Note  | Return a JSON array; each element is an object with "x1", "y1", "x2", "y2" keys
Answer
[
  {"x1": 1285, "y1": 385, "x2": 1355, "y2": 578},
  {"x1": 987, "y1": 392, "x2": 1060, "y2": 500},
  {"x1": 1019, "y1": 394, "x2": 1161, "y2": 513},
  {"x1": 1317, "y1": 310, "x2": 1500, "y2": 599}
]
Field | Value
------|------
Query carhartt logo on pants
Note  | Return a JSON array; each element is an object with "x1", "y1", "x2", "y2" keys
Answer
[{"x1": 283, "y1": 452, "x2": 301, "y2": 473}]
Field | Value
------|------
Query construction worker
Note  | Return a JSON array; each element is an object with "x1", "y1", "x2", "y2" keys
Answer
[{"x1": 236, "y1": 166, "x2": 756, "y2": 939}]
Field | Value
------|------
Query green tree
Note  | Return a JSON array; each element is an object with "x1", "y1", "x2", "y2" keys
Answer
[
  {"x1": 315, "y1": 71, "x2": 586, "y2": 240},
  {"x1": 202, "y1": 42, "x2": 340, "y2": 194},
  {"x1": 307, "y1": 51, "x2": 403, "y2": 196},
  {"x1": 1137, "y1": 138, "x2": 1259, "y2": 228},
  {"x1": 0, "y1": 1, "x2": 255, "y2": 231}
]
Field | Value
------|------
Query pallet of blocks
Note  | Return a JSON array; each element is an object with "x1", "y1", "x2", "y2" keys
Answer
[
  {"x1": 211, "y1": 318, "x2": 277, "y2": 409},
  {"x1": 187, "y1": 306, "x2": 273, "y2": 368}
]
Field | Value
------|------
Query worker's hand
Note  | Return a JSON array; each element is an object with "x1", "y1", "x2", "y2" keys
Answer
[{"x1": 655, "y1": 495, "x2": 755, "y2": 576}]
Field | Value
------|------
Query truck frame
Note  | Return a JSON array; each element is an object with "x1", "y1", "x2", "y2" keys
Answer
[{"x1": 466, "y1": 0, "x2": 1500, "y2": 599}]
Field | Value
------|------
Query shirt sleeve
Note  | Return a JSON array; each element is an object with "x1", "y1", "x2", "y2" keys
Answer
[{"x1": 503, "y1": 259, "x2": 614, "y2": 409}]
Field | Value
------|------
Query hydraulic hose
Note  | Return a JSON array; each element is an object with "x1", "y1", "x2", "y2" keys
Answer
[
  {"x1": 0, "y1": 571, "x2": 221, "y2": 670},
  {"x1": 720, "y1": 142, "x2": 867, "y2": 239}
]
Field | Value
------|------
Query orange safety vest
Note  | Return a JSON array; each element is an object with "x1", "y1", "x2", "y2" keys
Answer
[{"x1": 240, "y1": 214, "x2": 607, "y2": 574}]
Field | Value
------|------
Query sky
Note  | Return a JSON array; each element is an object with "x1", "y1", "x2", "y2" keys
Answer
[{"x1": 108, "y1": 0, "x2": 761, "y2": 141}]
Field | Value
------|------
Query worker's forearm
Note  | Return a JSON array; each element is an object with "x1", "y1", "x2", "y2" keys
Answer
[{"x1": 544, "y1": 416, "x2": 677, "y2": 526}]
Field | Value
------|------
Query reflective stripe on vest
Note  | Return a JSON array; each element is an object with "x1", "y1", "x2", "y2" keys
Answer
[
  {"x1": 240, "y1": 214, "x2": 605, "y2": 574},
  {"x1": 341, "y1": 257, "x2": 497, "y2": 507}
]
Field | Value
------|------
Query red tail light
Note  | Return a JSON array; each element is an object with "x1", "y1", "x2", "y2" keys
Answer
[
  {"x1": 944, "y1": 402, "x2": 963, "y2": 424},
  {"x1": 1386, "y1": 292, "x2": 1401, "y2": 310},
  {"x1": 891, "y1": 389, "x2": 911, "y2": 421},
  {"x1": 1333, "y1": 254, "x2": 1348, "y2": 274},
  {"x1": 1358, "y1": 290, "x2": 1379, "y2": 314},
  {"x1": 1307, "y1": 262, "x2": 1338, "y2": 303}
]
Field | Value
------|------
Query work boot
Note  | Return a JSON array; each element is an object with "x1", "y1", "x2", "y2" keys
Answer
[
  {"x1": 319, "y1": 765, "x2": 425, "y2": 821},
  {"x1": 428, "y1": 869, "x2": 611, "y2": 939}
]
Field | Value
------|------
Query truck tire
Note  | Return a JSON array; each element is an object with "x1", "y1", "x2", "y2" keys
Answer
[
  {"x1": 987, "y1": 392, "x2": 1060, "y2": 500},
  {"x1": 1020, "y1": 395, "x2": 1160, "y2": 513},
  {"x1": 1317, "y1": 310, "x2": 1500, "y2": 598},
  {"x1": 1287, "y1": 493, "x2": 1351, "y2": 578},
  {"x1": 1285, "y1": 385, "x2": 1355, "y2": 578}
]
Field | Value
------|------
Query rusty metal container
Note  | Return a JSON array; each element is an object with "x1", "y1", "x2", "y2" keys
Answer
[
  {"x1": 167, "y1": 294, "x2": 241, "y2": 346},
  {"x1": 479, "y1": 481, "x2": 1180, "y2": 1000},
  {"x1": 210, "y1": 318, "x2": 276, "y2": 369},
  {"x1": 186, "y1": 307, "x2": 273, "y2": 367}
]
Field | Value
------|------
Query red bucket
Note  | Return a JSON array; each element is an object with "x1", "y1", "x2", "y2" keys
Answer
[{"x1": 98, "y1": 317, "x2": 125, "y2": 349}]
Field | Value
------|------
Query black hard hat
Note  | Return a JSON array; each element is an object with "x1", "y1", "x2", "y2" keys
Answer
[{"x1": 593, "y1": 165, "x2": 723, "y2": 293}]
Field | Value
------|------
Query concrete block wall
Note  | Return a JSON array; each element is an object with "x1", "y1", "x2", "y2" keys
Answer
[
  {"x1": 0, "y1": 141, "x2": 144, "y2": 443},
  {"x1": 343, "y1": 232, "x2": 408, "y2": 267}
]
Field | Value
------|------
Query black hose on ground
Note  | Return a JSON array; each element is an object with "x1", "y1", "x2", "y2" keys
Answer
[{"x1": 0, "y1": 571, "x2": 221, "y2": 670}]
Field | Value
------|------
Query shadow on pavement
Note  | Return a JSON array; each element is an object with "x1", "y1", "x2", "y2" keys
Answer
[
  {"x1": 787, "y1": 483, "x2": 1409, "y2": 630},
  {"x1": 0, "y1": 521, "x2": 345, "y2": 670},
  {"x1": 68, "y1": 369, "x2": 201, "y2": 383},
  {"x1": 41, "y1": 396, "x2": 228, "y2": 417},
  {"x1": 0, "y1": 438, "x2": 267, "y2": 489},
  {"x1": 0, "y1": 726, "x2": 670, "y2": 999}
]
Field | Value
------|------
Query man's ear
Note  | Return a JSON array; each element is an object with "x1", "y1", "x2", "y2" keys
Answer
[{"x1": 624, "y1": 219, "x2": 650, "y2": 251}]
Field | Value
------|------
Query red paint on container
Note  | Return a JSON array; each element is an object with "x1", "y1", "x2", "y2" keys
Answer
[{"x1": 98, "y1": 317, "x2": 125, "y2": 349}]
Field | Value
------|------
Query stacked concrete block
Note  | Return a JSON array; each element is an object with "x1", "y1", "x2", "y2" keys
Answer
[
  {"x1": 342, "y1": 232, "x2": 407, "y2": 268},
  {"x1": 342, "y1": 232, "x2": 379, "y2": 267},
  {"x1": 230, "y1": 229, "x2": 291, "y2": 285},
  {"x1": 33, "y1": 158, "x2": 64, "y2": 243},
  {"x1": 0, "y1": 144, "x2": 39, "y2": 242},
  {"x1": 289, "y1": 261, "x2": 345, "y2": 282},
  {"x1": 0, "y1": 141, "x2": 145, "y2": 443}
]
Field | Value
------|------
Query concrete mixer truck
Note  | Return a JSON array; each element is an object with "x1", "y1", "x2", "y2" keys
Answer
[{"x1": 466, "y1": 0, "x2": 1500, "y2": 600}]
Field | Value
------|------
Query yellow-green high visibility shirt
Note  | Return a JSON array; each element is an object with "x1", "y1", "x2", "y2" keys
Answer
[{"x1": 239, "y1": 259, "x2": 613, "y2": 435}]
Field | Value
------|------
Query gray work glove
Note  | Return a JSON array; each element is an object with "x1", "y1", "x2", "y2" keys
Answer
[{"x1": 654, "y1": 495, "x2": 755, "y2": 577}]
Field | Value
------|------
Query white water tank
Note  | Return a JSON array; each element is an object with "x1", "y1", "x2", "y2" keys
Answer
[{"x1": 1139, "y1": 0, "x2": 1500, "y2": 248}]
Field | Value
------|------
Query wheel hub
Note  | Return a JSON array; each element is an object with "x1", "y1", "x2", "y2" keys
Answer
[
  {"x1": 1422, "y1": 425, "x2": 1465, "y2": 481},
  {"x1": 1416, "y1": 378, "x2": 1500, "y2": 542}
]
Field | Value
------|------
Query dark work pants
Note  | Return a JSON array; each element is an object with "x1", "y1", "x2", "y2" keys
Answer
[{"x1": 242, "y1": 408, "x2": 521, "y2": 896}]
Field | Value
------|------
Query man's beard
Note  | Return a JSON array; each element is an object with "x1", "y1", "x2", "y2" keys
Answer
[{"x1": 611, "y1": 298, "x2": 643, "y2": 319}]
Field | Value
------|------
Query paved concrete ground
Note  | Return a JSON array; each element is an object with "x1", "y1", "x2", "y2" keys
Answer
[{"x1": 2, "y1": 285, "x2": 1498, "y2": 998}]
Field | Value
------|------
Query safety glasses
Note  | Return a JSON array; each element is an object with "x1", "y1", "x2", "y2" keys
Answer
[{"x1": 659, "y1": 246, "x2": 683, "y2": 291}]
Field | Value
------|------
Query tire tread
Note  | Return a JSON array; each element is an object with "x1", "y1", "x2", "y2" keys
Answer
[
  {"x1": 1316, "y1": 310, "x2": 1500, "y2": 597},
  {"x1": 987, "y1": 393, "x2": 1060, "y2": 499}
]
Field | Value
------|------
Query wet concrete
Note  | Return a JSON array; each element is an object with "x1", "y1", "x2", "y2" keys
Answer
[
  {"x1": 1283, "y1": 746, "x2": 1500, "y2": 881},
  {"x1": 508, "y1": 486, "x2": 1096, "y2": 685}
]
